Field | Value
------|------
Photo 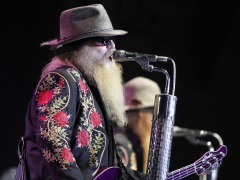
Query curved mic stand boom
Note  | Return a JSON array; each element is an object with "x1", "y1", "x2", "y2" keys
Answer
[{"x1": 122, "y1": 55, "x2": 178, "y2": 180}]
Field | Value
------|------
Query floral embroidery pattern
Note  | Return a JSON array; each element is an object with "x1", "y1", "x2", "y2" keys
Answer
[
  {"x1": 39, "y1": 115, "x2": 47, "y2": 121},
  {"x1": 61, "y1": 147, "x2": 74, "y2": 163},
  {"x1": 58, "y1": 78, "x2": 64, "y2": 87},
  {"x1": 54, "y1": 111, "x2": 68, "y2": 127},
  {"x1": 79, "y1": 79, "x2": 87, "y2": 93},
  {"x1": 89, "y1": 131, "x2": 105, "y2": 167},
  {"x1": 68, "y1": 69, "x2": 106, "y2": 170},
  {"x1": 37, "y1": 90, "x2": 53, "y2": 105},
  {"x1": 77, "y1": 130, "x2": 89, "y2": 147},
  {"x1": 91, "y1": 110, "x2": 102, "y2": 128},
  {"x1": 38, "y1": 68, "x2": 107, "y2": 172},
  {"x1": 37, "y1": 73, "x2": 74, "y2": 169}
]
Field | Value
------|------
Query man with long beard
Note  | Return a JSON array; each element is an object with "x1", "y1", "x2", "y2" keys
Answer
[{"x1": 16, "y1": 4, "x2": 145, "y2": 180}]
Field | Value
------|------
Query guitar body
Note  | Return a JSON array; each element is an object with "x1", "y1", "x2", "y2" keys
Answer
[{"x1": 94, "y1": 145, "x2": 227, "y2": 180}]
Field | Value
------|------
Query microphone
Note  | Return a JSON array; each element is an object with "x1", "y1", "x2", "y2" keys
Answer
[
  {"x1": 113, "y1": 50, "x2": 169, "y2": 62},
  {"x1": 173, "y1": 126, "x2": 212, "y2": 137},
  {"x1": 173, "y1": 126, "x2": 224, "y2": 146}
]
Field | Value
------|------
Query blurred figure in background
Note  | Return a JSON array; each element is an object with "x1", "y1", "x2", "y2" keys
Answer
[
  {"x1": 123, "y1": 76, "x2": 161, "y2": 173},
  {"x1": 114, "y1": 131, "x2": 137, "y2": 170}
]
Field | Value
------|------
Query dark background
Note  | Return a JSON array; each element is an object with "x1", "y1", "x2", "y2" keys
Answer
[{"x1": 1, "y1": 0, "x2": 239, "y2": 179}]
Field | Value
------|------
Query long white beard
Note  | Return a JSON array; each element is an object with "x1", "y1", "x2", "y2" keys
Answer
[{"x1": 72, "y1": 45, "x2": 127, "y2": 128}]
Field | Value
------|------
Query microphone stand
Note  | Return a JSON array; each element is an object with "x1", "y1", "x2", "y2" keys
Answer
[
  {"x1": 129, "y1": 55, "x2": 224, "y2": 180},
  {"x1": 129, "y1": 55, "x2": 177, "y2": 180}
]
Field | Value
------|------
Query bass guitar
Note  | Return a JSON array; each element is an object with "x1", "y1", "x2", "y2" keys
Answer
[{"x1": 93, "y1": 145, "x2": 227, "y2": 180}]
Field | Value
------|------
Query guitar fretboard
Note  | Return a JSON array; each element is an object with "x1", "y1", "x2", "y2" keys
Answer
[{"x1": 167, "y1": 164, "x2": 195, "y2": 180}]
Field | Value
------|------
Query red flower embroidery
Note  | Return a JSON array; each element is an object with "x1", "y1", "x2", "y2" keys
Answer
[
  {"x1": 79, "y1": 79, "x2": 87, "y2": 93},
  {"x1": 77, "y1": 130, "x2": 89, "y2": 146},
  {"x1": 91, "y1": 111, "x2": 102, "y2": 127},
  {"x1": 39, "y1": 115, "x2": 47, "y2": 121},
  {"x1": 37, "y1": 90, "x2": 53, "y2": 105},
  {"x1": 61, "y1": 147, "x2": 74, "y2": 162},
  {"x1": 54, "y1": 111, "x2": 68, "y2": 127},
  {"x1": 58, "y1": 78, "x2": 64, "y2": 87}
]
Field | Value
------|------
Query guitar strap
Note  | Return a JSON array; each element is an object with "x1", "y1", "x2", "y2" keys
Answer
[{"x1": 108, "y1": 123, "x2": 115, "y2": 166}]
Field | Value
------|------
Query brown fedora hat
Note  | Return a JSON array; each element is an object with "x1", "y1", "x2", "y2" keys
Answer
[{"x1": 41, "y1": 4, "x2": 127, "y2": 50}]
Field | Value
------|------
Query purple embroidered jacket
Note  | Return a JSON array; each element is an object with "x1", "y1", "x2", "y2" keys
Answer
[{"x1": 24, "y1": 67, "x2": 113, "y2": 179}]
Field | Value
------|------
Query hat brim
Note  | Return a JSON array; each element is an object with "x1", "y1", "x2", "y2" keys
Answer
[{"x1": 41, "y1": 29, "x2": 127, "y2": 50}]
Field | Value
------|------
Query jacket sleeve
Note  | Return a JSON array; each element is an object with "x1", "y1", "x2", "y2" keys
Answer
[{"x1": 35, "y1": 71, "x2": 83, "y2": 179}]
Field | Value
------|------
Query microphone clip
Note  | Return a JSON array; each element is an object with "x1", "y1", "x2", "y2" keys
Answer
[{"x1": 134, "y1": 56, "x2": 154, "y2": 72}]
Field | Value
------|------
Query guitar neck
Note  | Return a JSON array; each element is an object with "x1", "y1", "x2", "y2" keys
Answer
[
  {"x1": 94, "y1": 145, "x2": 227, "y2": 180},
  {"x1": 167, "y1": 163, "x2": 195, "y2": 180}
]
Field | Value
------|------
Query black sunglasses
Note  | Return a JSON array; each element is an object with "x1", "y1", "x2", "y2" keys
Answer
[{"x1": 92, "y1": 37, "x2": 115, "y2": 46}]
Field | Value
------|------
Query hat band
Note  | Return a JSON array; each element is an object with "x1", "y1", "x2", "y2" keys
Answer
[{"x1": 60, "y1": 27, "x2": 115, "y2": 40}]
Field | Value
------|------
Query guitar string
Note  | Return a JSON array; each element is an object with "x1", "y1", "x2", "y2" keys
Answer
[{"x1": 167, "y1": 153, "x2": 225, "y2": 180}]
